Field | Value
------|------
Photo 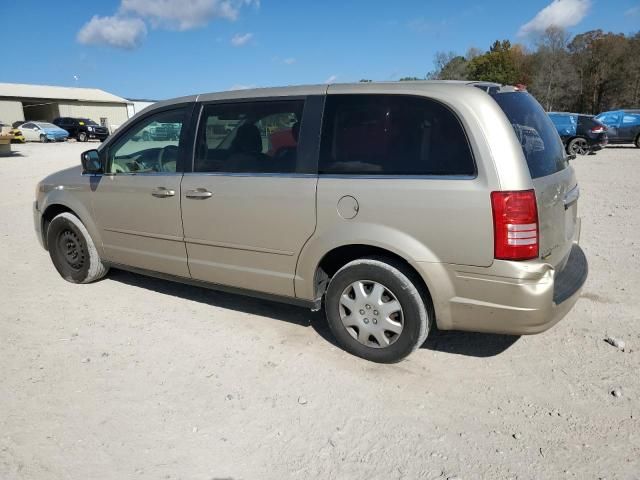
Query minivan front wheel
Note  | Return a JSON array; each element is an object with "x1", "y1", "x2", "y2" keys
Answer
[
  {"x1": 47, "y1": 212, "x2": 109, "y2": 284},
  {"x1": 325, "y1": 258, "x2": 430, "y2": 363}
]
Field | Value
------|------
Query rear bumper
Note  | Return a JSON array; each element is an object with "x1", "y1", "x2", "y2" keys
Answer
[{"x1": 419, "y1": 244, "x2": 588, "y2": 335}]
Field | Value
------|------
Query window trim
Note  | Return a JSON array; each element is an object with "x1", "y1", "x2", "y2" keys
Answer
[
  {"x1": 190, "y1": 95, "x2": 320, "y2": 175},
  {"x1": 102, "y1": 103, "x2": 196, "y2": 176},
  {"x1": 317, "y1": 93, "x2": 478, "y2": 179}
]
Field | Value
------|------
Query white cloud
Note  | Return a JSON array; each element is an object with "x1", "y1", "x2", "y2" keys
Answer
[
  {"x1": 325, "y1": 75, "x2": 338, "y2": 84},
  {"x1": 283, "y1": 57, "x2": 296, "y2": 65},
  {"x1": 77, "y1": 0, "x2": 258, "y2": 49},
  {"x1": 121, "y1": 0, "x2": 259, "y2": 30},
  {"x1": 77, "y1": 15, "x2": 147, "y2": 49},
  {"x1": 231, "y1": 32, "x2": 253, "y2": 47},
  {"x1": 518, "y1": 0, "x2": 591, "y2": 36},
  {"x1": 625, "y1": 5, "x2": 640, "y2": 16},
  {"x1": 229, "y1": 84, "x2": 257, "y2": 90}
]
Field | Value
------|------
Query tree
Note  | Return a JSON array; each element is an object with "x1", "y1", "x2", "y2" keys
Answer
[
  {"x1": 569, "y1": 30, "x2": 628, "y2": 113},
  {"x1": 466, "y1": 40, "x2": 518, "y2": 84},
  {"x1": 528, "y1": 27, "x2": 576, "y2": 111}
]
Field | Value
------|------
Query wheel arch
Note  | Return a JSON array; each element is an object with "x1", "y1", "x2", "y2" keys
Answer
[{"x1": 40, "y1": 198, "x2": 103, "y2": 256}]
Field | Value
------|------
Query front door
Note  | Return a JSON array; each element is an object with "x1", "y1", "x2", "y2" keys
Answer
[
  {"x1": 180, "y1": 98, "x2": 319, "y2": 297},
  {"x1": 620, "y1": 113, "x2": 640, "y2": 142},
  {"x1": 91, "y1": 107, "x2": 190, "y2": 277}
]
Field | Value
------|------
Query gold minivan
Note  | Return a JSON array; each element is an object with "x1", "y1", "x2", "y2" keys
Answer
[{"x1": 34, "y1": 81, "x2": 588, "y2": 362}]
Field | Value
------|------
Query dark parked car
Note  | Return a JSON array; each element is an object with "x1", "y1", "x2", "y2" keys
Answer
[
  {"x1": 594, "y1": 110, "x2": 640, "y2": 147},
  {"x1": 548, "y1": 112, "x2": 608, "y2": 156},
  {"x1": 53, "y1": 117, "x2": 109, "y2": 142}
]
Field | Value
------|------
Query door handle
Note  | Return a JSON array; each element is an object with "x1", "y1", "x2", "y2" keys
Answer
[
  {"x1": 185, "y1": 188, "x2": 213, "y2": 199},
  {"x1": 151, "y1": 187, "x2": 176, "y2": 198}
]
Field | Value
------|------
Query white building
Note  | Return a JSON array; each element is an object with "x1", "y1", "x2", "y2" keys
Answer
[
  {"x1": 128, "y1": 98, "x2": 158, "y2": 115},
  {"x1": 0, "y1": 82, "x2": 134, "y2": 133}
]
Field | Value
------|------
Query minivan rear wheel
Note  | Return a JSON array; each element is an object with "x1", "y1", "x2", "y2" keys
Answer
[
  {"x1": 325, "y1": 258, "x2": 430, "y2": 363},
  {"x1": 47, "y1": 212, "x2": 109, "y2": 284}
]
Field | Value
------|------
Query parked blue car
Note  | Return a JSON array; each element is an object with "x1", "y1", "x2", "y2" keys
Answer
[
  {"x1": 19, "y1": 121, "x2": 69, "y2": 143},
  {"x1": 594, "y1": 109, "x2": 640, "y2": 148},
  {"x1": 548, "y1": 112, "x2": 608, "y2": 156}
]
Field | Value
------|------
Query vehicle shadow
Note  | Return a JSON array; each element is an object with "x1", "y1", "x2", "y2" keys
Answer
[{"x1": 108, "y1": 269, "x2": 519, "y2": 359}]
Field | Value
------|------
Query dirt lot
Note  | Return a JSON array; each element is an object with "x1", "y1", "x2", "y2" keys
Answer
[{"x1": 1, "y1": 141, "x2": 639, "y2": 479}]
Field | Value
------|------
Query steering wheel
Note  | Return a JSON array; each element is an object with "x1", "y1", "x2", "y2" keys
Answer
[{"x1": 158, "y1": 145, "x2": 179, "y2": 172}]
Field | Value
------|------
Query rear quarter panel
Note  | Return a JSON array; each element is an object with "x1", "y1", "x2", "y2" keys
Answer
[{"x1": 295, "y1": 84, "x2": 533, "y2": 300}]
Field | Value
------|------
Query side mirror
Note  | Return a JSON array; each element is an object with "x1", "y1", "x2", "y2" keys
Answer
[{"x1": 81, "y1": 149, "x2": 103, "y2": 174}]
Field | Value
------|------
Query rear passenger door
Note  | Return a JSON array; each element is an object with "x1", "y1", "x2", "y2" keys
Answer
[
  {"x1": 316, "y1": 92, "x2": 494, "y2": 267},
  {"x1": 180, "y1": 96, "x2": 322, "y2": 297}
]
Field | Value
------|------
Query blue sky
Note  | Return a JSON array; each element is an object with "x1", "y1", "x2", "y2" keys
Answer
[{"x1": 1, "y1": 0, "x2": 638, "y2": 100}]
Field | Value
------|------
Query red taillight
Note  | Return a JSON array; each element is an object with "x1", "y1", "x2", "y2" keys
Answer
[
  {"x1": 491, "y1": 190, "x2": 539, "y2": 260},
  {"x1": 591, "y1": 126, "x2": 605, "y2": 133}
]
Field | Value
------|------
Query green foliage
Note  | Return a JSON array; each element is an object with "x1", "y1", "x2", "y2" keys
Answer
[
  {"x1": 429, "y1": 28, "x2": 640, "y2": 113},
  {"x1": 466, "y1": 40, "x2": 518, "y2": 84}
]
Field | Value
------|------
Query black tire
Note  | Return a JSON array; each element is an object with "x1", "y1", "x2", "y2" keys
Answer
[
  {"x1": 39, "y1": 134, "x2": 47, "y2": 143},
  {"x1": 325, "y1": 257, "x2": 430, "y2": 363},
  {"x1": 78, "y1": 132, "x2": 88, "y2": 142},
  {"x1": 635, "y1": 134, "x2": 640, "y2": 148},
  {"x1": 567, "y1": 137, "x2": 589, "y2": 156},
  {"x1": 46, "y1": 212, "x2": 109, "y2": 284}
]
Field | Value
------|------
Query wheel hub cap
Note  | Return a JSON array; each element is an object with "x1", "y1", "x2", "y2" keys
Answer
[{"x1": 338, "y1": 280, "x2": 404, "y2": 348}]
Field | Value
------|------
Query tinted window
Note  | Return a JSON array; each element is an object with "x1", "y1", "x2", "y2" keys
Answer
[
  {"x1": 492, "y1": 92, "x2": 567, "y2": 179},
  {"x1": 319, "y1": 95, "x2": 475, "y2": 176},
  {"x1": 107, "y1": 108, "x2": 186, "y2": 174},
  {"x1": 22, "y1": 123, "x2": 34, "y2": 129},
  {"x1": 195, "y1": 100, "x2": 304, "y2": 173}
]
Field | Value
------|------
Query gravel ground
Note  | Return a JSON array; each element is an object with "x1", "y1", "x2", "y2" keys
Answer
[{"x1": 1, "y1": 142, "x2": 639, "y2": 480}]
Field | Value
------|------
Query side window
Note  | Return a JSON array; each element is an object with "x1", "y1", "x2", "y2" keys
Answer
[
  {"x1": 622, "y1": 114, "x2": 640, "y2": 124},
  {"x1": 319, "y1": 95, "x2": 475, "y2": 176},
  {"x1": 599, "y1": 113, "x2": 621, "y2": 126},
  {"x1": 107, "y1": 108, "x2": 186, "y2": 174},
  {"x1": 22, "y1": 123, "x2": 34, "y2": 129},
  {"x1": 194, "y1": 100, "x2": 305, "y2": 173}
]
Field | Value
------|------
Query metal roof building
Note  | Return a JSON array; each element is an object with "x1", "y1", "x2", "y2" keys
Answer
[{"x1": 0, "y1": 82, "x2": 134, "y2": 133}]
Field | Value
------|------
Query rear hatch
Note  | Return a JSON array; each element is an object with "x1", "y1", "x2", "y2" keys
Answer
[{"x1": 492, "y1": 92, "x2": 578, "y2": 270}]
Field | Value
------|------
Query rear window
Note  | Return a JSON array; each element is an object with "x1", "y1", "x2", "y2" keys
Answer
[
  {"x1": 492, "y1": 92, "x2": 567, "y2": 179},
  {"x1": 319, "y1": 94, "x2": 475, "y2": 176}
]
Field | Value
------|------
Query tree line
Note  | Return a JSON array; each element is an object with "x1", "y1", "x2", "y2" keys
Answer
[{"x1": 363, "y1": 28, "x2": 640, "y2": 115}]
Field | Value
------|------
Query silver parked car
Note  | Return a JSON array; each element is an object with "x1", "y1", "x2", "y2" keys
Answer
[{"x1": 34, "y1": 81, "x2": 588, "y2": 363}]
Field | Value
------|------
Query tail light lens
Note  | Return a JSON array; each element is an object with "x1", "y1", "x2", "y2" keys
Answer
[
  {"x1": 591, "y1": 126, "x2": 605, "y2": 133},
  {"x1": 491, "y1": 190, "x2": 539, "y2": 260}
]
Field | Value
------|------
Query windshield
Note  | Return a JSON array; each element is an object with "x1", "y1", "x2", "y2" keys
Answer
[
  {"x1": 37, "y1": 123, "x2": 58, "y2": 129},
  {"x1": 79, "y1": 118, "x2": 98, "y2": 125},
  {"x1": 492, "y1": 92, "x2": 567, "y2": 179}
]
